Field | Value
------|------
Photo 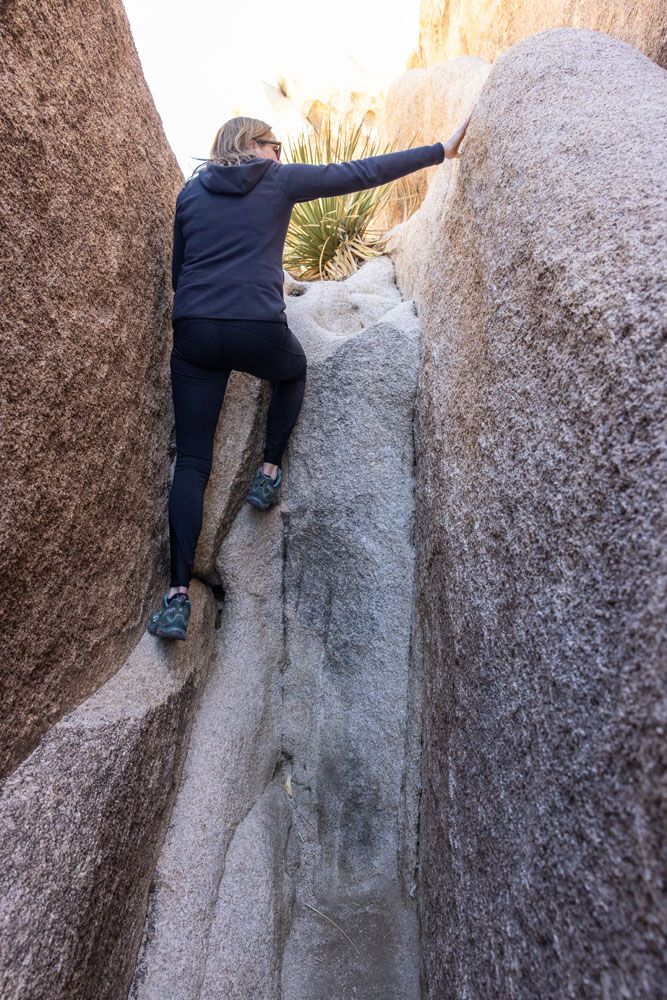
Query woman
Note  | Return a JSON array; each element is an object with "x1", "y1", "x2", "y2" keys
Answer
[{"x1": 148, "y1": 111, "x2": 472, "y2": 640}]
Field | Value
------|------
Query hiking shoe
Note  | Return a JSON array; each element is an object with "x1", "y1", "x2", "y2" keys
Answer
[
  {"x1": 245, "y1": 466, "x2": 283, "y2": 511},
  {"x1": 147, "y1": 592, "x2": 192, "y2": 640}
]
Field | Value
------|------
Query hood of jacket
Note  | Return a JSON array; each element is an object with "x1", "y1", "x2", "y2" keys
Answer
[{"x1": 197, "y1": 156, "x2": 273, "y2": 195}]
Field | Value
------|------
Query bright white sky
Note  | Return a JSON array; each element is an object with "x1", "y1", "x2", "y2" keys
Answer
[{"x1": 122, "y1": 0, "x2": 422, "y2": 177}]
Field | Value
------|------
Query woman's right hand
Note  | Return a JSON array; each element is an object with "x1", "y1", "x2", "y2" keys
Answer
[{"x1": 443, "y1": 110, "x2": 473, "y2": 159}]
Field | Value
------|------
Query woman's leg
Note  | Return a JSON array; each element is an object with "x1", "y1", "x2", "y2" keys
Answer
[
  {"x1": 211, "y1": 320, "x2": 307, "y2": 474},
  {"x1": 168, "y1": 328, "x2": 230, "y2": 591},
  {"x1": 166, "y1": 318, "x2": 306, "y2": 587},
  {"x1": 263, "y1": 369, "x2": 307, "y2": 469}
]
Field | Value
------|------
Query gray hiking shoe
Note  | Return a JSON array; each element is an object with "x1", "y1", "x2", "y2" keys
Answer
[
  {"x1": 245, "y1": 466, "x2": 283, "y2": 511},
  {"x1": 147, "y1": 592, "x2": 191, "y2": 640}
]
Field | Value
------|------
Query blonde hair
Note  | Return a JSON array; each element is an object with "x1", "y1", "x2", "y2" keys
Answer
[{"x1": 204, "y1": 116, "x2": 275, "y2": 167}]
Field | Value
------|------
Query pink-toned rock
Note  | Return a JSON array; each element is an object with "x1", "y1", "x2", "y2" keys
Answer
[
  {"x1": 412, "y1": 0, "x2": 667, "y2": 69},
  {"x1": 387, "y1": 27, "x2": 667, "y2": 998},
  {"x1": 0, "y1": 0, "x2": 182, "y2": 776},
  {"x1": 376, "y1": 57, "x2": 490, "y2": 230}
]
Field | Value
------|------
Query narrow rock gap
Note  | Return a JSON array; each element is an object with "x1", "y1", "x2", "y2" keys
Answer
[{"x1": 127, "y1": 259, "x2": 423, "y2": 999}]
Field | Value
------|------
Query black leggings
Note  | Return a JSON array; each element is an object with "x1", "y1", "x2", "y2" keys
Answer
[{"x1": 168, "y1": 317, "x2": 307, "y2": 587}]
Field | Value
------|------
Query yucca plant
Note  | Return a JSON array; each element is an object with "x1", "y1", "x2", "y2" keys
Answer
[{"x1": 282, "y1": 111, "x2": 418, "y2": 281}]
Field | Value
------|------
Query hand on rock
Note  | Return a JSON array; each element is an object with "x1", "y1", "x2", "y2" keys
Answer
[{"x1": 444, "y1": 110, "x2": 473, "y2": 159}]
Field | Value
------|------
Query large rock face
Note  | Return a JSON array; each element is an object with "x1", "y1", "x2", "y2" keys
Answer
[
  {"x1": 0, "y1": 0, "x2": 183, "y2": 776},
  {"x1": 375, "y1": 57, "x2": 490, "y2": 230},
  {"x1": 386, "y1": 28, "x2": 667, "y2": 998},
  {"x1": 414, "y1": 0, "x2": 667, "y2": 69}
]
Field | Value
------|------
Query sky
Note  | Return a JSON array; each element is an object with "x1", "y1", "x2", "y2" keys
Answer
[{"x1": 122, "y1": 0, "x2": 422, "y2": 176}]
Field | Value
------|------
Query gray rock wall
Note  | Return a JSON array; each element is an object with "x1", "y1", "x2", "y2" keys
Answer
[
  {"x1": 280, "y1": 271, "x2": 422, "y2": 1000},
  {"x1": 387, "y1": 28, "x2": 667, "y2": 999}
]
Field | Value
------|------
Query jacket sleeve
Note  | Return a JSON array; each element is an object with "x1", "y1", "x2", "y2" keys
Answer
[
  {"x1": 171, "y1": 211, "x2": 185, "y2": 293},
  {"x1": 274, "y1": 142, "x2": 445, "y2": 204}
]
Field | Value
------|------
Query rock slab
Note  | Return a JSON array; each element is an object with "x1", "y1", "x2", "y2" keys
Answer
[{"x1": 0, "y1": 582, "x2": 215, "y2": 1000}]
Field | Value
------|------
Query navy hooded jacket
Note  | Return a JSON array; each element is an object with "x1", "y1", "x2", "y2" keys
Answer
[{"x1": 171, "y1": 141, "x2": 445, "y2": 323}]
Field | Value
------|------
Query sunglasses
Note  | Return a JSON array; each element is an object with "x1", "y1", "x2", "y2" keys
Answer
[{"x1": 255, "y1": 139, "x2": 282, "y2": 159}]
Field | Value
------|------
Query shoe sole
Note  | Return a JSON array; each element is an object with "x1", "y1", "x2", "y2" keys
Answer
[
  {"x1": 245, "y1": 495, "x2": 278, "y2": 510},
  {"x1": 155, "y1": 624, "x2": 188, "y2": 640}
]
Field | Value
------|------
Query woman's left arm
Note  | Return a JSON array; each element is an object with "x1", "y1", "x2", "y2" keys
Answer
[{"x1": 172, "y1": 213, "x2": 185, "y2": 293}]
